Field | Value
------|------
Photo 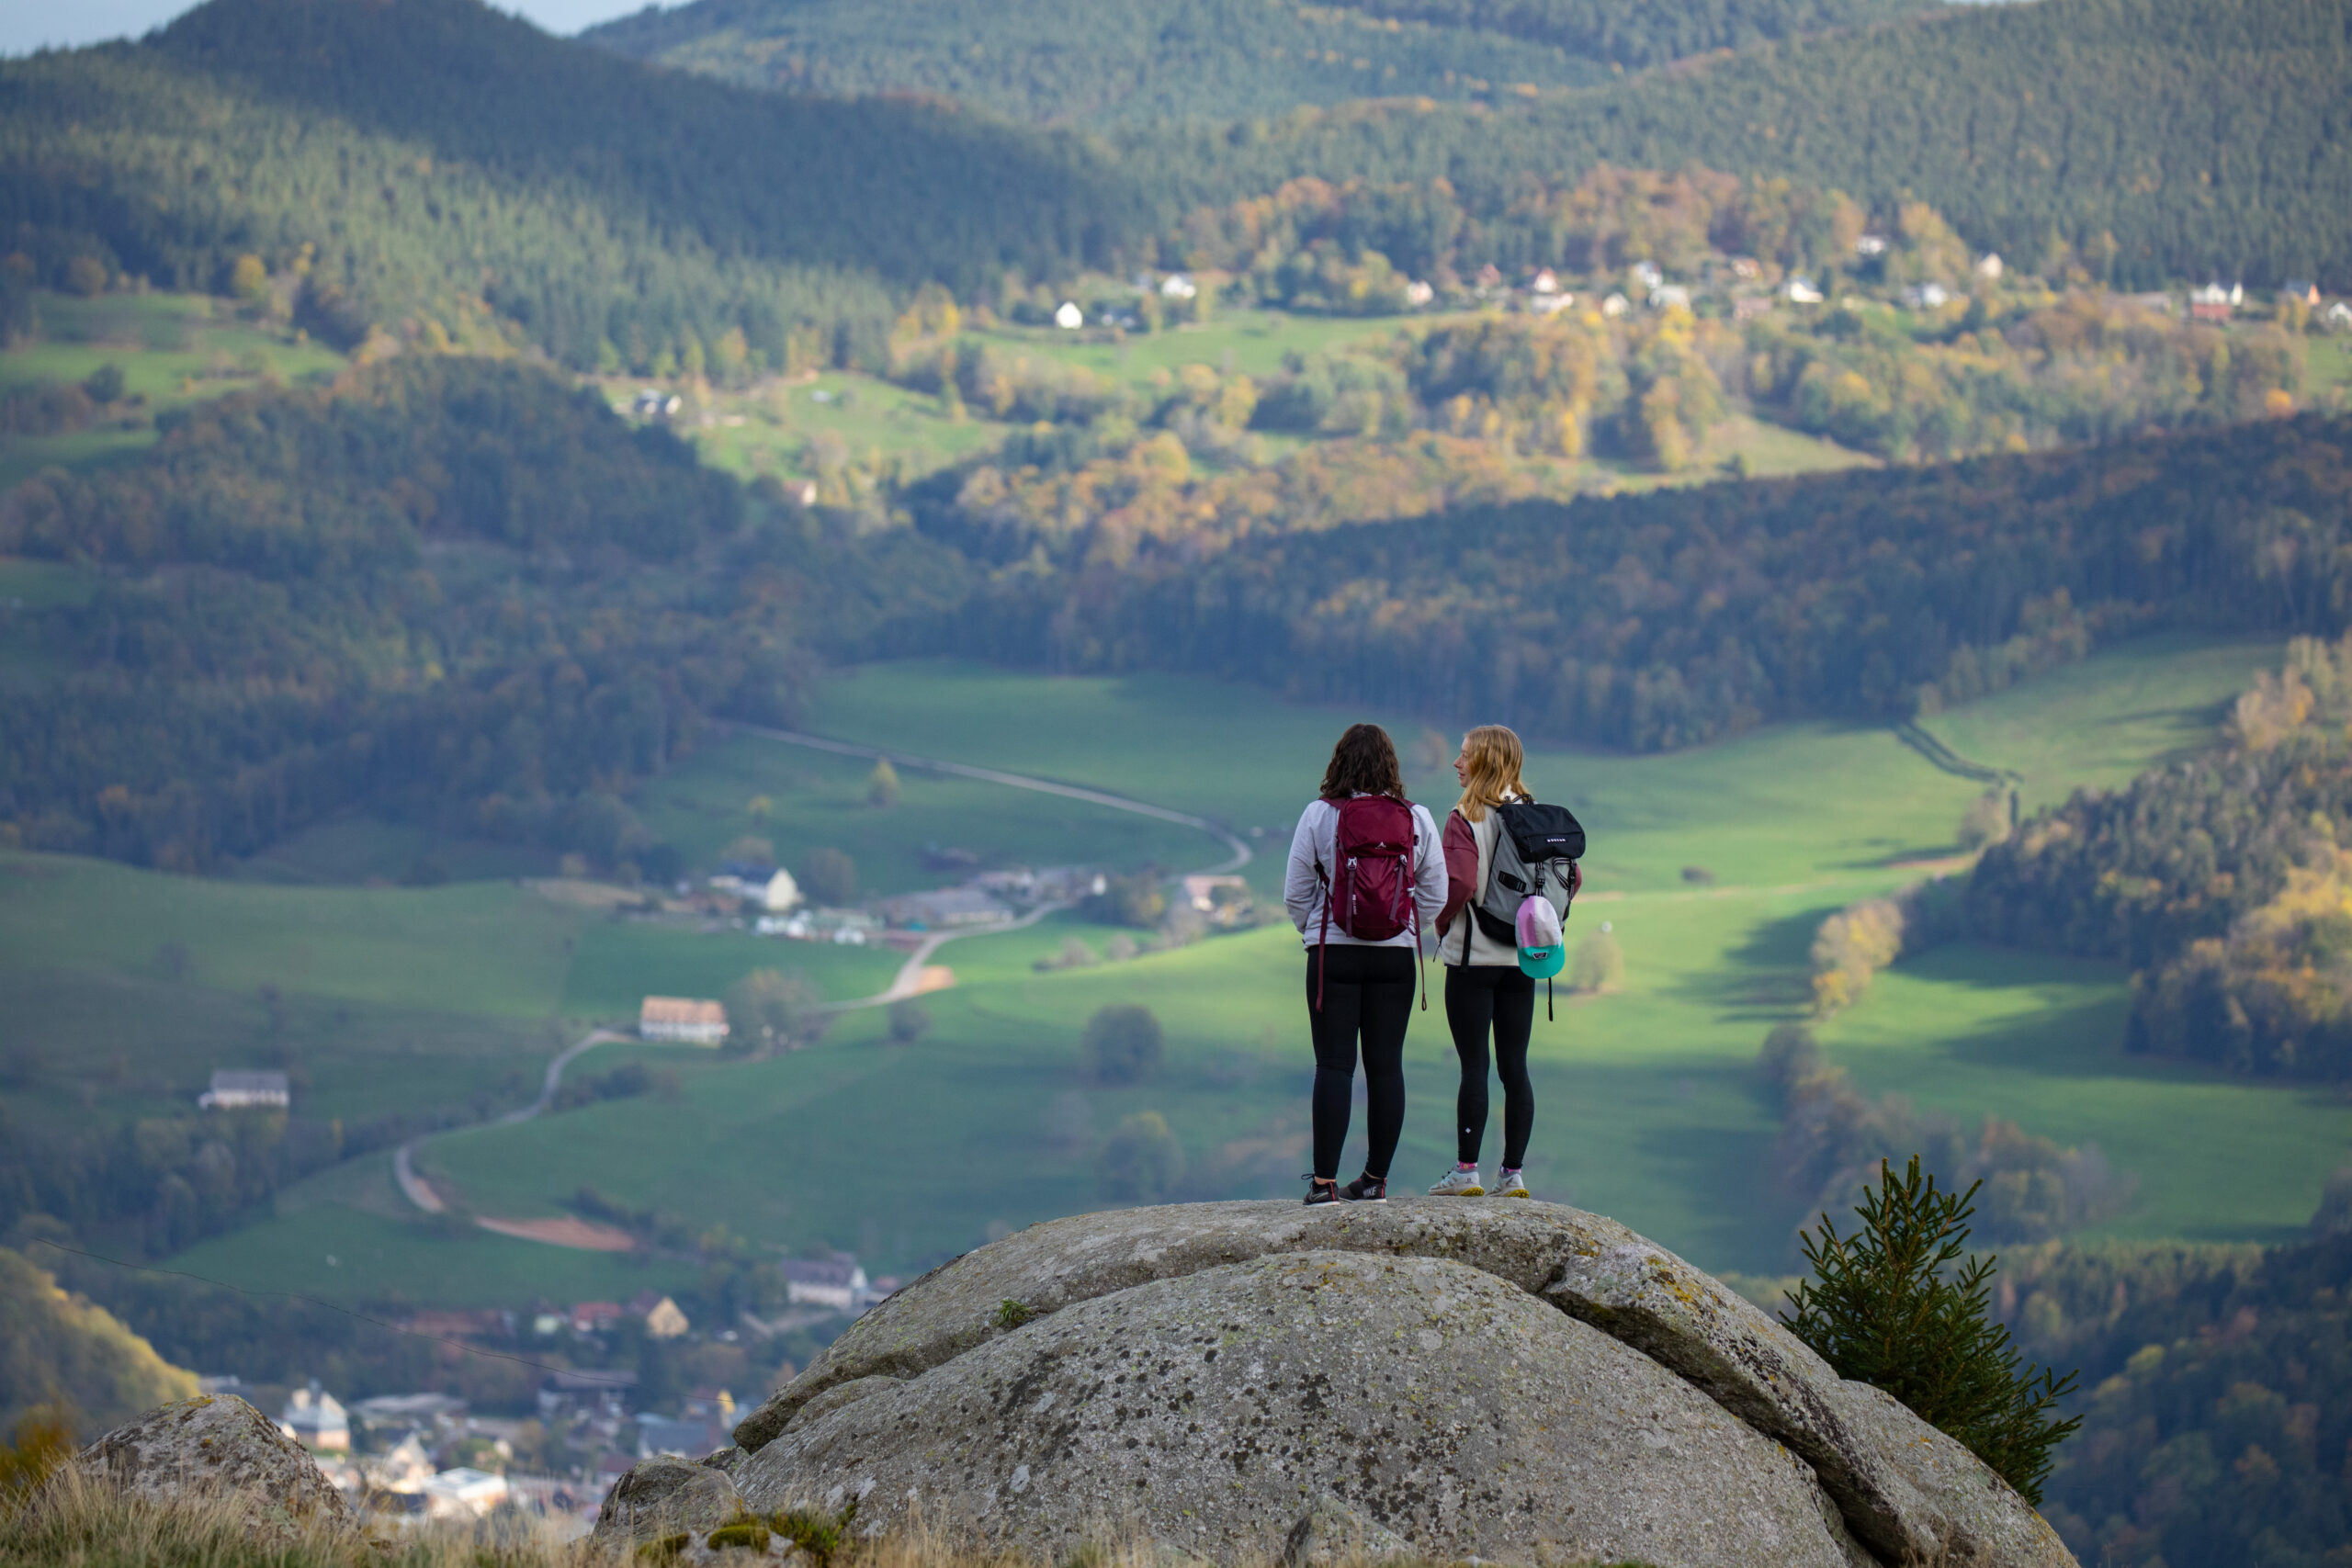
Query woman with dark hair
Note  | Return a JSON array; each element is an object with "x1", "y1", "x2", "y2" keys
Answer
[{"x1": 1283, "y1": 723, "x2": 1447, "y2": 1205}]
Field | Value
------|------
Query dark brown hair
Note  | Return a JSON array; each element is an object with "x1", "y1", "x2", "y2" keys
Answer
[{"x1": 1320, "y1": 723, "x2": 1407, "y2": 801}]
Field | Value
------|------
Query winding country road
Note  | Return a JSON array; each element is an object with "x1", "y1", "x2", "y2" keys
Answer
[
  {"x1": 393, "y1": 731, "x2": 1250, "y2": 1220},
  {"x1": 732, "y1": 725, "x2": 1252, "y2": 876},
  {"x1": 392, "y1": 1027, "x2": 626, "y2": 1214}
]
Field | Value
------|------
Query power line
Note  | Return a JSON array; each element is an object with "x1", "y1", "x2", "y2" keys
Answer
[{"x1": 23, "y1": 1237, "x2": 626, "y2": 1384}]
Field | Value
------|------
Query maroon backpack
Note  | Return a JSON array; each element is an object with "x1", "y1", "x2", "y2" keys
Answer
[{"x1": 1314, "y1": 794, "x2": 1426, "y2": 1010}]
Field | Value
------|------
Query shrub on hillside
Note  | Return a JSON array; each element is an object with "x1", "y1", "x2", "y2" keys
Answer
[
  {"x1": 1570, "y1": 928, "x2": 1624, "y2": 992},
  {"x1": 1759, "y1": 1026, "x2": 2136, "y2": 1245},
  {"x1": 886, "y1": 1000, "x2": 931, "y2": 1044},
  {"x1": 1081, "y1": 1006, "x2": 1162, "y2": 1085},
  {"x1": 725, "y1": 969, "x2": 823, "y2": 1052},
  {"x1": 1098, "y1": 1111, "x2": 1185, "y2": 1202},
  {"x1": 798, "y1": 849, "x2": 857, "y2": 908}
]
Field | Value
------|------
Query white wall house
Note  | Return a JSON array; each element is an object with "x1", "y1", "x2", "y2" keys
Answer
[
  {"x1": 280, "y1": 1382, "x2": 350, "y2": 1451},
  {"x1": 782, "y1": 1257, "x2": 868, "y2": 1312},
  {"x1": 639, "y1": 997, "x2": 729, "y2": 1044},
  {"x1": 200, "y1": 1070, "x2": 289, "y2": 1110}
]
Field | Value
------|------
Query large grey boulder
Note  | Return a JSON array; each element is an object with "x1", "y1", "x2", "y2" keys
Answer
[
  {"x1": 73, "y1": 1393, "x2": 355, "y2": 1541},
  {"x1": 737, "y1": 1250, "x2": 1871, "y2": 1567},
  {"x1": 735, "y1": 1199, "x2": 2075, "y2": 1568}
]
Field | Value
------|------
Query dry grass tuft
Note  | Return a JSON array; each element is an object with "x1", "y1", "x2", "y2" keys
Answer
[{"x1": 0, "y1": 1468, "x2": 1653, "y2": 1568}]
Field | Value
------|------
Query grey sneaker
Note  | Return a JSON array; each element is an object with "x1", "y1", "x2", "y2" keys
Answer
[
  {"x1": 1492, "y1": 1168, "x2": 1531, "y2": 1199},
  {"x1": 1427, "y1": 1166, "x2": 1486, "y2": 1197}
]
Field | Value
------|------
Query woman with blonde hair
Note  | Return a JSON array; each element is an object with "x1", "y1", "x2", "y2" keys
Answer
[{"x1": 1428, "y1": 725, "x2": 1578, "y2": 1198}]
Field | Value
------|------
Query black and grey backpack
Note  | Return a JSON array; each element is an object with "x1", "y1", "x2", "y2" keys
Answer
[{"x1": 1459, "y1": 799, "x2": 1585, "y2": 963}]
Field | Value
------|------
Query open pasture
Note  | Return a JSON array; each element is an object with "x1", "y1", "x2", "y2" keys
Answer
[
  {"x1": 287, "y1": 632, "x2": 2344, "y2": 1301},
  {"x1": 0, "y1": 289, "x2": 345, "y2": 487}
]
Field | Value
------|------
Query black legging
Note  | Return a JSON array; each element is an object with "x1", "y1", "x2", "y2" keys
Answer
[
  {"x1": 1445, "y1": 964, "x2": 1535, "y2": 1170},
  {"x1": 1306, "y1": 945, "x2": 1416, "y2": 1181}
]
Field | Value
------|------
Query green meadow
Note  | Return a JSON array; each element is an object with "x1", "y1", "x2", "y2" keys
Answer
[
  {"x1": 0, "y1": 290, "x2": 346, "y2": 487},
  {"x1": 116, "y1": 630, "x2": 2348, "y2": 1308}
]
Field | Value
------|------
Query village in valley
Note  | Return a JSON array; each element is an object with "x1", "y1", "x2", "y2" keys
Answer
[
  {"x1": 210, "y1": 1247, "x2": 891, "y2": 1538},
  {"x1": 165, "y1": 826, "x2": 1264, "y2": 1539}
]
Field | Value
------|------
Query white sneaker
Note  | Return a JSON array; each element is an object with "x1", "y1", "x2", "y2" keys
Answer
[
  {"x1": 1427, "y1": 1166, "x2": 1486, "y2": 1197},
  {"x1": 1492, "y1": 1168, "x2": 1531, "y2": 1199}
]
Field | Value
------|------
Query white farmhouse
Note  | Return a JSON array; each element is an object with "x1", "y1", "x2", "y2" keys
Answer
[
  {"x1": 1053, "y1": 301, "x2": 1083, "y2": 329},
  {"x1": 200, "y1": 1070, "x2": 289, "y2": 1110},
  {"x1": 782, "y1": 1256, "x2": 868, "y2": 1312},
  {"x1": 639, "y1": 997, "x2": 729, "y2": 1045},
  {"x1": 280, "y1": 1382, "x2": 349, "y2": 1451}
]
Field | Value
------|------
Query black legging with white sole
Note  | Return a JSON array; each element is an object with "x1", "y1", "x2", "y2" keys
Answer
[
  {"x1": 1306, "y1": 945, "x2": 1416, "y2": 1181},
  {"x1": 1445, "y1": 963, "x2": 1535, "y2": 1170}
]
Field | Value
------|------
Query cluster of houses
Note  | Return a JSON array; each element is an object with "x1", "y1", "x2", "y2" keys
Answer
[
  {"x1": 2186, "y1": 278, "x2": 2348, "y2": 325},
  {"x1": 233, "y1": 1379, "x2": 584, "y2": 1529},
  {"x1": 238, "y1": 1258, "x2": 897, "y2": 1531}
]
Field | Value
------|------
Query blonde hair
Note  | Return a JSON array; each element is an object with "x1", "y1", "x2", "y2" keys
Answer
[{"x1": 1455, "y1": 725, "x2": 1526, "y2": 822}]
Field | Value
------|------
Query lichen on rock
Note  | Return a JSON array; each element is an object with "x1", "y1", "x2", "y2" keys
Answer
[
  {"x1": 726, "y1": 1198, "x2": 2075, "y2": 1568},
  {"x1": 71, "y1": 1393, "x2": 355, "y2": 1542}
]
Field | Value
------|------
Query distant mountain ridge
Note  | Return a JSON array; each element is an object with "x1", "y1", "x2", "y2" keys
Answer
[
  {"x1": 585, "y1": 0, "x2": 1938, "y2": 126},
  {"x1": 1, "y1": 0, "x2": 2344, "y2": 378},
  {"x1": 1134, "y1": 0, "x2": 2352, "y2": 290},
  {"x1": 0, "y1": 0, "x2": 1136, "y2": 371}
]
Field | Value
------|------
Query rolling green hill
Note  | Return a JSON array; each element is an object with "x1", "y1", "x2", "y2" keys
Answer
[
  {"x1": 584, "y1": 0, "x2": 1939, "y2": 127},
  {"x1": 163, "y1": 637, "x2": 2345, "y2": 1313}
]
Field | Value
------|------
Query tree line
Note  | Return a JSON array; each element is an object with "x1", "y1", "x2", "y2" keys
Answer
[{"x1": 923, "y1": 413, "x2": 2352, "y2": 751}]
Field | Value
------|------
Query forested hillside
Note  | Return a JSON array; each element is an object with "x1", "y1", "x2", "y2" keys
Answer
[
  {"x1": 586, "y1": 0, "x2": 1929, "y2": 125},
  {"x1": 1961, "y1": 635, "x2": 2352, "y2": 1081},
  {"x1": 0, "y1": 357, "x2": 964, "y2": 873},
  {"x1": 0, "y1": 0, "x2": 1137, "y2": 373},
  {"x1": 933, "y1": 414, "x2": 2352, "y2": 750},
  {"x1": 2006, "y1": 1230, "x2": 2352, "y2": 1564},
  {"x1": 6, "y1": 0, "x2": 2345, "y2": 384},
  {"x1": 0, "y1": 1247, "x2": 196, "y2": 1436},
  {"x1": 1142, "y1": 0, "x2": 2352, "y2": 289}
]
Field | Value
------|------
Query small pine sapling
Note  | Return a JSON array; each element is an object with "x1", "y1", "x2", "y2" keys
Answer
[{"x1": 1781, "y1": 1156, "x2": 2083, "y2": 1505}]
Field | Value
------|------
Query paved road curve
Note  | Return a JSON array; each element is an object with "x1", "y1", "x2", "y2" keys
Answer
[{"x1": 392, "y1": 1027, "x2": 623, "y2": 1213}]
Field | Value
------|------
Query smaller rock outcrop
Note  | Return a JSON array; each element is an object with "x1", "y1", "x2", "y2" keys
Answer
[
  {"x1": 72, "y1": 1393, "x2": 354, "y2": 1541},
  {"x1": 590, "y1": 1452, "x2": 746, "y2": 1546}
]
